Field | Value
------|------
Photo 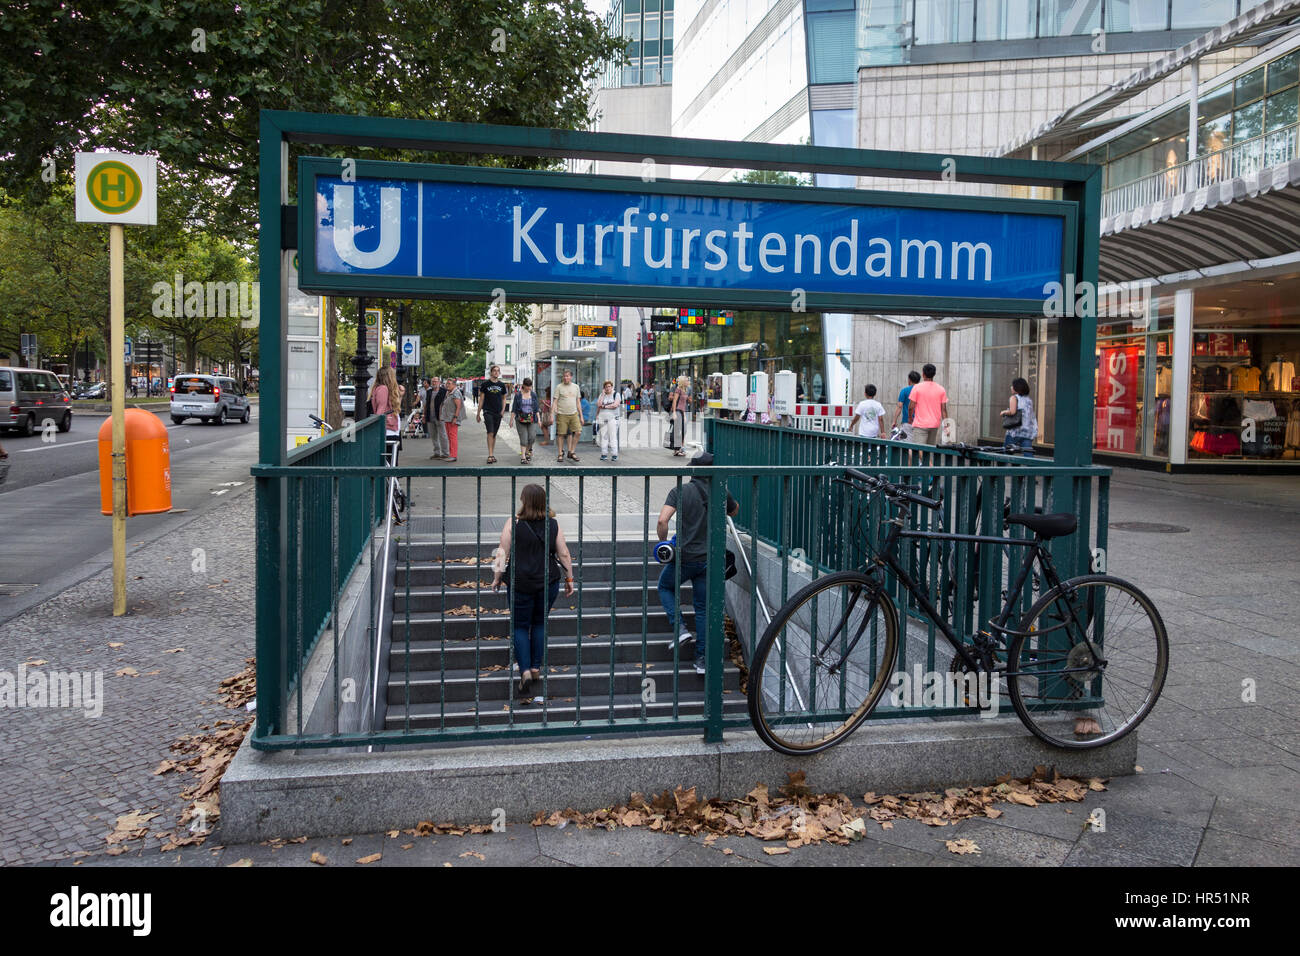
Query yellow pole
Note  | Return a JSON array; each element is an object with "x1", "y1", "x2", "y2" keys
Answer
[{"x1": 110, "y1": 224, "x2": 127, "y2": 616}]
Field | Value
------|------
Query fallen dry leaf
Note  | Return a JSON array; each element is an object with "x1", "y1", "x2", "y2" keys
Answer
[
  {"x1": 945, "y1": 839, "x2": 981, "y2": 855},
  {"x1": 341, "y1": 838, "x2": 353, "y2": 846},
  {"x1": 310, "y1": 851, "x2": 328, "y2": 865},
  {"x1": 26, "y1": 658, "x2": 48, "y2": 666},
  {"x1": 356, "y1": 853, "x2": 382, "y2": 864},
  {"x1": 107, "y1": 643, "x2": 124, "y2": 650},
  {"x1": 458, "y1": 851, "x2": 485, "y2": 860},
  {"x1": 115, "y1": 667, "x2": 139, "y2": 678},
  {"x1": 763, "y1": 846, "x2": 790, "y2": 856},
  {"x1": 163, "y1": 647, "x2": 184, "y2": 654},
  {"x1": 227, "y1": 858, "x2": 253, "y2": 867}
]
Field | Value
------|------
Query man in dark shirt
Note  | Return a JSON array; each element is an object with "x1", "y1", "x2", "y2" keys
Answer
[
  {"x1": 655, "y1": 452, "x2": 739, "y2": 675},
  {"x1": 477, "y1": 365, "x2": 509, "y2": 463},
  {"x1": 427, "y1": 376, "x2": 448, "y2": 459}
]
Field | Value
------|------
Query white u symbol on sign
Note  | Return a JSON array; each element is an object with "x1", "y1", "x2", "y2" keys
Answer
[{"x1": 332, "y1": 184, "x2": 402, "y2": 269}]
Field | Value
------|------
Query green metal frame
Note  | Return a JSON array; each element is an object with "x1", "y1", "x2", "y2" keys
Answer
[
  {"x1": 295, "y1": 155, "x2": 1078, "y2": 317},
  {"x1": 256, "y1": 109, "x2": 1102, "y2": 747}
]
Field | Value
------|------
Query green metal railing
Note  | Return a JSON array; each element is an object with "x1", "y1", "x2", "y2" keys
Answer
[
  {"x1": 710, "y1": 419, "x2": 1111, "y2": 681},
  {"x1": 256, "y1": 414, "x2": 386, "y2": 733}
]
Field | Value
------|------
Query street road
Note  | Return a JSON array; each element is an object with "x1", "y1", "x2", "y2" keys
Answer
[{"x1": 0, "y1": 405, "x2": 260, "y2": 623}]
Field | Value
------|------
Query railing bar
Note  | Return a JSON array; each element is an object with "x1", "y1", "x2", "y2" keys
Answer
[
  {"x1": 474, "y1": 475, "x2": 482, "y2": 730},
  {"x1": 609, "y1": 473, "x2": 618, "y2": 725},
  {"x1": 331, "y1": 475, "x2": 340, "y2": 737}
]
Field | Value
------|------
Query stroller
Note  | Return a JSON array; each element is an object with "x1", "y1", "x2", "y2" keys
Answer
[{"x1": 403, "y1": 406, "x2": 428, "y2": 439}]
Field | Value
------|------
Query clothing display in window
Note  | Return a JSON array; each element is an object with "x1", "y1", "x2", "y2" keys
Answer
[
  {"x1": 1229, "y1": 365, "x2": 1262, "y2": 392},
  {"x1": 1201, "y1": 364, "x2": 1230, "y2": 391},
  {"x1": 1288, "y1": 407, "x2": 1300, "y2": 450},
  {"x1": 1155, "y1": 365, "x2": 1173, "y2": 396},
  {"x1": 1267, "y1": 359, "x2": 1296, "y2": 392},
  {"x1": 1242, "y1": 399, "x2": 1277, "y2": 420}
]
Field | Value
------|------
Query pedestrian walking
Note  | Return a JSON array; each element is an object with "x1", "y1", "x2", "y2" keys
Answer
[
  {"x1": 438, "y1": 376, "x2": 465, "y2": 462},
  {"x1": 511, "y1": 377, "x2": 540, "y2": 464},
  {"x1": 539, "y1": 387, "x2": 553, "y2": 446},
  {"x1": 553, "y1": 369, "x2": 583, "y2": 462},
  {"x1": 492, "y1": 484, "x2": 574, "y2": 699},
  {"x1": 477, "y1": 364, "x2": 508, "y2": 464},
  {"x1": 427, "y1": 376, "x2": 449, "y2": 459},
  {"x1": 1000, "y1": 377, "x2": 1037, "y2": 456},
  {"x1": 848, "y1": 384, "x2": 886, "y2": 438},
  {"x1": 892, "y1": 370, "x2": 921, "y2": 441},
  {"x1": 369, "y1": 366, "x2": 402, "y2": 439},
  {"x1": 597, "y1": 380, "x2": 621, "y2": 461},
  {"x1": 908, "y1": 363, "x2": 949, "y2": 445},
  {"x1": 655, "y1": 452, "x2": 739, "y2": 674},
  {"x1": 666, "y1": 375, "x2": 689, "y2": 457}
]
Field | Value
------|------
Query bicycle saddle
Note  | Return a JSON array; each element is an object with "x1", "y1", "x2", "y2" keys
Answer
[{"x1": 1005, "y1": 512, "x2": 1077, "y2": 539}]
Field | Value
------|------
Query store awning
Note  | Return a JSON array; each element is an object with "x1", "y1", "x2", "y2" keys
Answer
[{"x1": 647, "y1": 342, "x2": 760, "y2": 363}]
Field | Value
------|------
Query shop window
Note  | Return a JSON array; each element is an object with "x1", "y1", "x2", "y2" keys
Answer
[
  {"x1": 1267, "y1": 51, "x2": 1299, "y2": 94},
  {"x1": 913, "y1": 0, "x2": 975, "y2": 45},
  {"x1": 1235, "y1": 67, "x2": 1266, "y2": 108},
  {"x1": 1039, "y1": 0, "x2": 1102, "y2": 38}
]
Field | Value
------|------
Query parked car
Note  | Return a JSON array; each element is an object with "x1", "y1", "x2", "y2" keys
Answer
[
  {"x1": 339, "y1": 384, "x2": 356, "y2": 415},
  {"x1": 0, "y1": 367, "x2": 73, "y2": 435},
  {"x1": 170, "y1": 374, "x2": 251, "y2": 425}
]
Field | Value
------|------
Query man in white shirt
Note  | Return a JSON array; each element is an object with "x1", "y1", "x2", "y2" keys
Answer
[{"x1": 848, "y1": 384, "x2": 886, "y2": 439}]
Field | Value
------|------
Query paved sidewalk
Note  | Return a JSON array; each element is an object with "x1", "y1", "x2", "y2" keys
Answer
[{"x1": 3, "y1": 424, "x2": 1299, "y2": 866}]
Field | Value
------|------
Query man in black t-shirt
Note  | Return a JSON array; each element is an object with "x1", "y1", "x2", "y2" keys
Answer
[
  {"x1": 477, "y1": 365, "x2": 509, "y2": 463},
  {"x1": 655, "y1": 452, "x2": 739, "y2": 675}
]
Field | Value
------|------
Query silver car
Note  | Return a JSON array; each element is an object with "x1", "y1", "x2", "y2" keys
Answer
[
  {"x1": 0, "y1": 367, "x2": 73, "y2": 435},
  {"x1": 170, "y1": 374, "x2": 250, "y2": 425},
  {"x1": 340, "y1": 384, "x2": 356, "y2": 415}
]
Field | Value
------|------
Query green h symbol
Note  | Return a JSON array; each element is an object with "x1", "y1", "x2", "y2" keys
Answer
[{"x1": 98, "y1": 171, "x2": 128, "y2": 203}]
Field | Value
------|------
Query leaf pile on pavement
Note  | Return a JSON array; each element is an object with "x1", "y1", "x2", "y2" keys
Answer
[
  {"x1": 103, "y1": 811, "x2": 160, "y2": 855},
  {"x1": 722, "y1": 615, "x2": 747, "y2": 693},
  {"x1": 446, "y1": 605, "x2": 497, "y2": 617},
  {"x1": 531, "y1": 767, "x2": 1105, "y2": 849},
  {"x1": 147, "y1": 660, "x2": 257, "y2": 852}
]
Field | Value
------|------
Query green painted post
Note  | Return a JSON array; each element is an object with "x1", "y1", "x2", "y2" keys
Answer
[
  {"x1": 1053, "y1": 167, "x2": 1102, "y2": 471},
  {"x1": 254, "y1": 112, "x2": 287, "y2": 744},
  {"x1": 704, "y1": 467, "x2": 728, "y2": 743}
]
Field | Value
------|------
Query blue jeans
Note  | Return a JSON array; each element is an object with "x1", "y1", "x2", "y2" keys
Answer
[
  {"x1": 1003, "y1": 435, "x2": 1034, "y2": 457},
  {"x1": 658, "y1": 559, "x2": 709, "y2": 666},
  {"x1": 512, "y1": 581, "x2": 560, "y2": 672}
]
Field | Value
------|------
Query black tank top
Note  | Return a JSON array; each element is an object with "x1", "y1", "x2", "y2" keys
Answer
[{"x1": 510, "y1": 518, "x2": 560, "y2": 592}]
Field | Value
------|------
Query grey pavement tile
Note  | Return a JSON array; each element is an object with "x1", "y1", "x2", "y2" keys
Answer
[
  {"x1": 1207, "y1": 796, "x2": 1300, "y2": 849},
  {"x1": 933, "y1": 817, "x2": 1074, "y2": 867},
  {"x1": 1262, "y1": 734, "x2": 1300, "y2": 757},
  {"x1": 533, "y1": 824, "x2": 685, "y2": 866},
  {"x1": 1091, "y1": 772, "x2": 1216, "y2": 827},
  {"x1": 1163, "y1": 660, "x2": 1253, "y2": 687},
  {"x1": 977, "y1": 801, "x2": 1092, "y2": 842},
  {"x1": 658, "y1": 839, "x2": 770, "y2": 866},
  {"x1": 1074, "y1": 808, "x2": 1203, "y2": 866},
  {"x1": 1189, "y1": 765, "x2": 1300, "y2": 812},
  {"x1": 1184, "y1": 734, "x2": 1300, "y2": 769},
  {"x1": 520, "y1": 854, "x2": 574, "y2": 866},
  {"x1": 1142, "y1": 740, "x2": 1235, "y2": 773},
  {"x1": 1204, "y1": 706, "x2": 1298, "y2": 738},
  {"x1": 723, "y1": 833, "x2": 969, "y2": 867},
  {"x1": 1062, "y1": 841, "x2": 1167, "y2": 867},
  {"x1": 856, "y1": 816, "x2": 953, "y2": 857},
  {"x1": 1158, "y1": 681, "x2": 1257, "y2": 712},
  {"x1": 1216, "y1": 633, "x2": 1300, "y2": 663},
  {"x1": 1195, "y1": 829, "x2": 1300, "y2": 867},
  {"x1": 1136, "y1": 704, "x2": 1241, "y2": 744}
]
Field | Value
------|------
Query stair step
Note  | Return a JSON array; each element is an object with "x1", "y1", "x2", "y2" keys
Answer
[
  {"x1": 385, "y1": 661, "x2": 739, "y2": 704},
  {"x1": 400, "y1": 539, "x2": 654, "y2": 562},
  {"x1": 396, "y1": 557, "x2": 660, "y2": 587},
  {"x1": 389, "y1": 633, "x2": 699, "y2": 670},
  {"x1": 383, "y1": 691, "x2": 749, "y2": 730},
  {"x1": 393, "y1": 581, "x2": 686, "y2": 613},
  {"x1": 391, "y1": 607, "x2": 698, "y2": 642}
]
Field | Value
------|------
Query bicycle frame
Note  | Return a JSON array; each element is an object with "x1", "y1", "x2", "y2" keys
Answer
[{"x1": 860, "y1": 507, "x2": 1074, "y2": 674}]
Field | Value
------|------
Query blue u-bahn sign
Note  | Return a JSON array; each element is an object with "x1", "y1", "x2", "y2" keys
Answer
[{"x1": 297, "y1": 157, "x2": 1075, "y2": 316}]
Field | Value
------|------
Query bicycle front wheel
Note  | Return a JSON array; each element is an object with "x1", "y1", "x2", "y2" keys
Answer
[
  {"x1": 1007, "y1": 574, "x2": 1168, "y2": 749},
  {"x1": 747, "y1": 571, "x2": 899, "y2": 755}
]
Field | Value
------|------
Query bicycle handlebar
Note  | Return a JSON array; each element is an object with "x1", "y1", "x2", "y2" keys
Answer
[{"x1": 843, "y1": 467, "x2": 942, "y2": 509}]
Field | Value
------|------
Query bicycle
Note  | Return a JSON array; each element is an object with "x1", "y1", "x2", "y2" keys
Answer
[{"x1": 746, "y1": 467, "x2": 1168, "y2": 755}]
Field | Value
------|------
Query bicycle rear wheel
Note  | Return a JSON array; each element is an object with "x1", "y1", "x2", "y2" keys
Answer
[
  {"x1": 1007, "y1": 574, "x2": 1167, "y2": 749},
  {"x1": 747, "y1": 571, "x2": 899, "y2": 755}
]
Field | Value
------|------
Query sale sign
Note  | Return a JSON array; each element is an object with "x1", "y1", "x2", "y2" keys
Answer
[{"x1": 1096, "y1": 345, "x2": 1140, "y2": 453}]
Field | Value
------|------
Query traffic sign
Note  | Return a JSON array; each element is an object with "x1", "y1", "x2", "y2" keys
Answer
[
  {"x1": 400, "y1": 334, "x2": 421, "y2": 366},
  {"x1": 124, "y1": 337, "x2": 133, "y2": 362},
  {"x1": 20, "y1": 333, "x2": 37, "y2": 357},
  {"x1": 75, "y1": 152, "x2": 157, "y2": 226}
]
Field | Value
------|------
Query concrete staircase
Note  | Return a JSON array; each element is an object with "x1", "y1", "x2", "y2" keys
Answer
[{"x1": 382, "y1": 537, "x2": 746, "y2": 732}]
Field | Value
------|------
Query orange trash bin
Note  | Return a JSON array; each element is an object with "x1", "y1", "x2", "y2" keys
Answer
[{"x1": 98, "y1": 408, "x2": 172, "y2": 515}]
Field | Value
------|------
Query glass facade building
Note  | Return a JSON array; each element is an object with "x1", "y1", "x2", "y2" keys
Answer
[{"x1": 604, "y1": 0, "x2": 675, "y2": 88}]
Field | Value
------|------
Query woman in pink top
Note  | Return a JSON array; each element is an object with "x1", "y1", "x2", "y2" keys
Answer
[{"x1": 369, "y1": 366, "x2": 402, "y2": 435}]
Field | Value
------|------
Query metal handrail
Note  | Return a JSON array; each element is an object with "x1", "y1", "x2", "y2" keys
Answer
[
  {"x1": 368, "y1": 423, "x2": 404, "y2": 736},
  {"x1": 1102, "y1": 121, "x2": 1300, "y2": 218}
]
